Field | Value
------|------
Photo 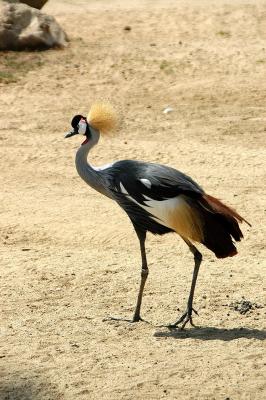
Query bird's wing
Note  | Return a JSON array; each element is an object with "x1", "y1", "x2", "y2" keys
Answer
[
  {"x1": 104, "y1": 160, "x2": 205, "y2": 238},
  {"x1": 109, "y1": 160, "x2": 204, "y2": 204}
]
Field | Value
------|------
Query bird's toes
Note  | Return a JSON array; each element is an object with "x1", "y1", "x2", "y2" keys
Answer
[
  {"x1": 167, "y1": 308, "x2": 199, "y2": 330},
  {"x1": 131, "y1": 317, "x2": 143, "y2": 323},
  {"x1": 103, "y1": 315, "x2": 150, "y2": 324},
  {"x1": 131, "y1": 315, "x2": 152, "y2": 324},
  {"x1": 103, "y1": 315, "x2": 132, "y2": 323}
]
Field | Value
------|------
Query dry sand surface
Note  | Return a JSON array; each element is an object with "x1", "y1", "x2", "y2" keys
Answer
[{"x1": 1, "y1": 0, "x2": 266, "y2": 399}]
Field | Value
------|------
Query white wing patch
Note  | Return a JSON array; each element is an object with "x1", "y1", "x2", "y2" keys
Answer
[
  {"x1": 139, "y1": 178, "x2": 152, "y2": 189},
  {"x1": 119, "y1": 182, "x2": 203, "y2": 242},
  {"x1": 141, "y1": 197, "x2": 186, "y2": 229},
  {"x1": 119, "y1": 182, "x2": 179, "y2": 228}
]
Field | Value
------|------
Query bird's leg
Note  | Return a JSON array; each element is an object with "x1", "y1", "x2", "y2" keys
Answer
[
  {"x1": 132, "y1": 228, "x2": 148, "y2": 322},
  {"x1": 168, "y1": 239, "x2": 202, "y2": 330},
  {"x1": 103, "y1": 228, "x2": 148, "y2": 324}
]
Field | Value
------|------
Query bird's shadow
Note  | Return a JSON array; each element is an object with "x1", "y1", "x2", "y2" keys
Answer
[{"x1": 153, "y1": 326, "x2": 266, "y2": 341}]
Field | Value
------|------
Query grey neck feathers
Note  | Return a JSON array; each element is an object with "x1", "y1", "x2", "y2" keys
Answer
[{"x1": 75, "y1": 129, "x2": 111, "y2": 198}]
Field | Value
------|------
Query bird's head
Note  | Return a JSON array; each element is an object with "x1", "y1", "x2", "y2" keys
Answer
[
  {"x1": 65, "y1": 114, "x2": 93, "y2": 145},
  {"x1": 65, "y1": 103, "x2": 117, "y2": 145}
]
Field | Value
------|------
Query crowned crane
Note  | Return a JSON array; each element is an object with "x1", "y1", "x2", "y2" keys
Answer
[{"x1": 65, "y1": 103, "x2": 250, "y2": 329}]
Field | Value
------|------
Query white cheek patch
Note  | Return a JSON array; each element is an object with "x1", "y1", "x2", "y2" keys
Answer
[{"x1": 78, "y1": 119, "x2": 87, "y2": 135}]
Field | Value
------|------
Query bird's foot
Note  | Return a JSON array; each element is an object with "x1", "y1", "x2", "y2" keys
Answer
[
  {"x1": 167, "y1": 307, "x2": 198, "y2": 330},
  {"x1": 132, "y1": 314, "x2": 147, "y2": 323},
  {"x1": 103, "y1": 315, "x2": 146, "y2": 324}
]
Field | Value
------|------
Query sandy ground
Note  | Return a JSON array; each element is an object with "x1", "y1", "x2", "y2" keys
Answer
[{"x1": 1, "y1": 0, "x2": 266, "y2": 399}]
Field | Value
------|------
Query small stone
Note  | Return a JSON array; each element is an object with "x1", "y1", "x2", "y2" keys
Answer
[
  {"x1": 163, "y1": 107, "x2": 174, "y2": 114},
  {"x1": 124, "y1": 26, "x2": 131, "y2": 31}
]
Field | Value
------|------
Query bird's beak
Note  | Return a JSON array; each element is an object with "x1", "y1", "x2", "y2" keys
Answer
[{"x1": 65, "y1": 129, "x2": 77, "y2": 138}]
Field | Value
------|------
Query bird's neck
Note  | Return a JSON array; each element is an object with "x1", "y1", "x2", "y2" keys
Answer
[{"x1": 75, "y1": 140, "x2": 110, "y2": 198}]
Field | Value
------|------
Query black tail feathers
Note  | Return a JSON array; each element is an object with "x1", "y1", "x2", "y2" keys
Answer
[{"x1": 197, "y1": 194, "x2": 249, "y2": 259}]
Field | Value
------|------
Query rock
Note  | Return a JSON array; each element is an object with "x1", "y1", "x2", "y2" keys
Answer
[
  {"x1": 19, "y1": 1, "x2": 48, "y2": 10},
  {"x1": 5, "y1": 0, "x2": 48, "y2": 10},
  {"x1": 0, "y1": 1, "x2": 69, "y2": 50}
]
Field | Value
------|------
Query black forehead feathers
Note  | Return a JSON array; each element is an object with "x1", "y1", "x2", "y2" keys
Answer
[{"x1": 71, "y1": 114, "x2": 86, "y2": 128}]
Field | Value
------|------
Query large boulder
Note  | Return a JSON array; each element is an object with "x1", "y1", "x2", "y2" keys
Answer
[
  {"x1": 0, "y1": 1, "x2": 68, "y2": 50},
  {"x1": 19, "y1": 1, "x2": 48, "y2": 9}
]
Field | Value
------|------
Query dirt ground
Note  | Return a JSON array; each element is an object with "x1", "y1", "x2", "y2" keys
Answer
[{"x1": 1, "y1": 0, "x2": 266, "y2": 399}]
